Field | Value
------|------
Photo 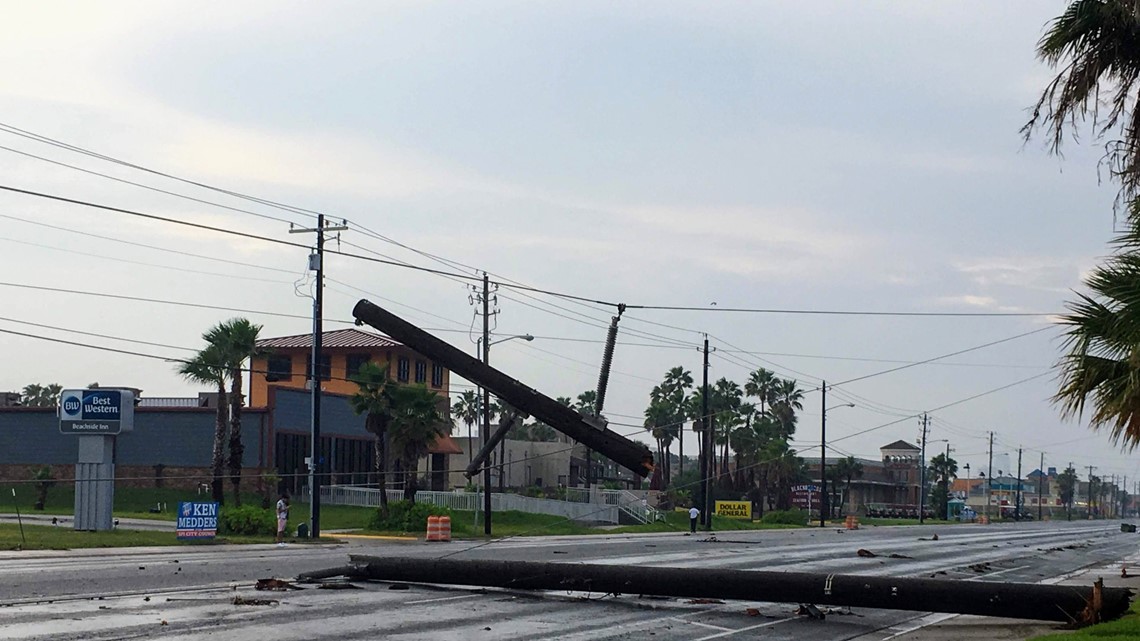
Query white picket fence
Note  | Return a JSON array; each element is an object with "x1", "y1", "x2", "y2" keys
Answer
[{"x1": 308, "y1": 485, "x2": 620, "y2": 524}]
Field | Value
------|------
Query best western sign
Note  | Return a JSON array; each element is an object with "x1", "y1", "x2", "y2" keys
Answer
[
  {"x1": 714, "y1": 500, "x2": 752, "y2": 520},
  {"x1": 59, "y1": 389, "x2": 135, "y2": 435}
]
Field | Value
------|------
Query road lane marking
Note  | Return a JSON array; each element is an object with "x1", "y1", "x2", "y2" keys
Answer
[
  {"x1": 403, "y1": 593, "x2": 481, "y2": 605},
  {"x1": 692, "y1": 618, "x2": 789, "y2": 640}
]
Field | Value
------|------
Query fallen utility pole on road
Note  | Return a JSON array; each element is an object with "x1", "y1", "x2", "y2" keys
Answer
[
  {"x1": 307, "y1": 556, "x2": 1132, "y2": 624},
  {"x1": 352, "y1": 299, "x2": 654, "y2": 478}
]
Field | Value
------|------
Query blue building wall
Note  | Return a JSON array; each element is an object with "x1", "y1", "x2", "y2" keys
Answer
[{"x1": 0, "y1": 409, "x2": 267, "y2": 467}]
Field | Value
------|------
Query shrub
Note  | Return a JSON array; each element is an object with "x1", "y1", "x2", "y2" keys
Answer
[
  {"x1": 523, "y1": 486, "x2": 544, "y2": 498},
  {"x1": 219, "y1": 505, "x2": 276, "y2": 536},
  {"x1": 760, "y1": 509, "x2": 808, "y2": 526},
  {"x1": 368, "y1": 500, "x2": 451, "y2": 533}
]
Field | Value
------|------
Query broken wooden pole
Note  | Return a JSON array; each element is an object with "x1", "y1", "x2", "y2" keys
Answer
[
  {"x1": 339, "y1": 556, "x2": 1132, "y2": 623},
  {"x1": 352, "y1": 299, "x2": 654, "y2": 477}
]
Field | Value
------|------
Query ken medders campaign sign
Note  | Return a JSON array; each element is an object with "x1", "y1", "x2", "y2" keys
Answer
[{"x1": 177, "y1": 502, "x2": 219, "y2": 540}]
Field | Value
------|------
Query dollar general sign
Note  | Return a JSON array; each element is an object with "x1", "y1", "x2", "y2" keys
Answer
[{"x1": 714, "y1": 501, "x2": 752, "y2": 519}]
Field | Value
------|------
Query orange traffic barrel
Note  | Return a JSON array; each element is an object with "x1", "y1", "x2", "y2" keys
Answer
[
  {"x1": 845, "y1": 515, "x2": 859, "y2": 530},
  {"x1": 438, "y1": 515, "x2": 452, "y2": 542},
  {"x1": 426, "y1": 515, "x2": 441, "y2": 541}
]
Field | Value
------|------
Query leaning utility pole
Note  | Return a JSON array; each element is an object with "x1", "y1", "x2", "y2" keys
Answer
[
  {"x1": 589, "y1": 305, "x2": 624, "y2": 491},
  {"x1": 289, "y1": 214, "x2": 347, "y2": 539},
  {"x1": 819, "y1": 382, "x2": 827, "y2": 528},
  {"x1": 986, "y1": 432, "x2": 993, "y2": 523},
  {"x1": 918, "y1": 414, "x2": 928, "y2": 524}
]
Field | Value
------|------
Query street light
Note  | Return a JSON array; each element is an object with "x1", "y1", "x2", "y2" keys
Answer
[
  {"x1": 476, "y1": 332, "x2": 534, "y2": 534},
  {"x1": 820, "y1": 398, "x2": 855, "y2": 527}
]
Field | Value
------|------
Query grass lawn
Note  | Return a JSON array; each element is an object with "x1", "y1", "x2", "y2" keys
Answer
[
  {"x1": 1, "y1": 484, "x2": 277, "y2": 521},
  {"x1": 0, "y1": 523, "x2": 319, "y2": 550},
  {"x1": 1031, "y1": 601, "x2": 1140, "y2": 640}
]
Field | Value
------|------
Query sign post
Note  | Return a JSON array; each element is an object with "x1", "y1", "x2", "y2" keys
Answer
[{"x1": 59, "y1": 388, "x2": 135, "y2": 531}]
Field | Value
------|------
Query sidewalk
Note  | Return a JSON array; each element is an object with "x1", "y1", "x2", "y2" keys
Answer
[{"x1": 0, "y1": 513, "x2": 172, "y2": 531}]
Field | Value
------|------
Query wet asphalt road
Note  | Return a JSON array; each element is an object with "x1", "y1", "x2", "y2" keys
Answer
[{"x1": 1, "y1": 519, "x2": 1137, "y2": 640}]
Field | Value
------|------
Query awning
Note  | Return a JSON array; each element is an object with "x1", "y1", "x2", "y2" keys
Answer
[{"x1": 428, "y1": 434, "x2": 464, "y2": 455}]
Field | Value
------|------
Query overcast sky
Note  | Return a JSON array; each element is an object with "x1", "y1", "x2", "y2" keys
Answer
[{"x1": 1, "y1": 1, "x2": 1133, "y2": 483}]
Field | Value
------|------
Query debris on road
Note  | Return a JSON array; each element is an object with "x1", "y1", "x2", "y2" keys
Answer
[
  {"x1": 888, "y1": 553, "x2": 913, "y2": 559},
  {"x1": 796, "y1": 603, "x2": 825, "y2": 619},
  {"x1": 856, "y1": 549, "x2": 877, "y2": 558},
  {"x1": 316, "y1": 582, "x2": 361, "y2": 590},
  {"x1": 255, "y1": 578, "x2": 303, "y2": 591},
  {"x1": 233, "y1": 596, "x2": 278, "y2": 606},
  {"x1": 687, "y1": 598, "x2": 724, "y2": 604}
]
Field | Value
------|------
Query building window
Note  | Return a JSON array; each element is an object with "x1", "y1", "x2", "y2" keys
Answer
[
  {"x1": 431, "y1": 363, "x2": 444, "y2": 388},
  {"x1": 266, "y1": 355, "x2": 292, "y2": 382},
  {"x1": 415, "y1": 360, "x2": 427, "y2": 384},
  {"x1": 305, "y1": 354, "x2": 332, "y2": 381},
  {"x1": 346, "y1": 353, "x2": 370, "y2": 380},
  {"x1": 397, "y1": 357, "x2": 410, "y2": 382}
]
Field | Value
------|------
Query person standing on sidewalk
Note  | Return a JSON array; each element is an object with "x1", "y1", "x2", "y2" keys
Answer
[
  {"x1": 688, "y1": 505, "x2": 700, "y2": 535},
  {"x1": 276, "y1": 492, "x2": 290, "y2": 546}
]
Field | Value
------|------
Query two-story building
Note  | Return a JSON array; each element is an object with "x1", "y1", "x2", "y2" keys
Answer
[{"x1": 251, "y1": 328, "x2": 461, "y2": 494}]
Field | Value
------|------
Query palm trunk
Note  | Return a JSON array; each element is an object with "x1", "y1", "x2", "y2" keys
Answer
[
  {"x1": 227, "y1": 366, "x2": 245, "y2": 507},
  {"x1": 374, "y1": 432, "x2": 389, "y2": 518},
  {"x1": 404, "y1": 455, "x2": 418, "y2": 504},
  {"x1": 211, "y1": 379, "x2": 228, "y2": 505}
]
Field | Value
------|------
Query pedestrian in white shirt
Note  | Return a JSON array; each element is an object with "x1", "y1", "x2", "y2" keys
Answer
[
  {"x1": 688, "y1": 505, "x2": 700, "y2": 534},
  {"x1": 276, "y1": 492, "x2": 290, "y2": 546}
]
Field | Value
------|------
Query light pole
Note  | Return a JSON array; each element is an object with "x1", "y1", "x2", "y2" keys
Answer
[
  {"x1": 820, "y1": 395, "x2": 855, "y2": 527},
  {"x1": 476, "y1": 332, "x2": 534, "y2": 534}
]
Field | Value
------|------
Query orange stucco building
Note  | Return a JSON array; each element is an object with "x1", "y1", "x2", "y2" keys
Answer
[{"x1": 250, "y1": 328, "x2": 451, "y2": 408}]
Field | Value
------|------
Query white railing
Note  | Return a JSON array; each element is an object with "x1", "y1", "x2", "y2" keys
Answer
[
  {"x1": 557, "y1": 487, "x2": 663, "y2": 524},
  {"x1": 309, "y1": 485, "x2": 619, "y2": 524}
]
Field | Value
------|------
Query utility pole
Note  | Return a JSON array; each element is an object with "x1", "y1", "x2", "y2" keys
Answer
[
  {"x1": 1088, "y1": 465, "x2": 1096, "y2": 518},
  {"x1": 918, "y1": 414, "x2": 928, "y2": 524},
  {"x1": 1037, "y1": 452, "x2": 1044, "y2": 522},
  {"x1": 480, "y1": 273, "x2": 493, "y2": 535},
  {"x1": 820, "y1": 382, "x2": 827, "y2": 528},
  {"x1": 699, "y1": 335, "x2": 712, "y2": 530},
  {"x1": 1015, "y1": 448, "x2": 1023, "y2": 520},
  {"x1": 986, "y1": 432, "x2": 993, "y2": 523},
  {"x1": 590, "y1": 306, "x2": 624, "y2": 492},
  {"x1": 289, "y1": 214, "x2": 347, "y2": 539}
]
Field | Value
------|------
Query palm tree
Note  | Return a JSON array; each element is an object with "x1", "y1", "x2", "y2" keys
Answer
[
  {"x1": 927, "y1": 454, "x2": 958, "y2": 520},
  {"x1": 770, "y1": 378, "x2": 804, "y2": 439},
  {"x1": 744, "y1": 368, "x2": 778, "y2": 415},
  {"x1": 1058, "y1": 466, "x2": 1078, "y2": 520},
  {"x1": 1024, "y1": 0, "x2": 1140, "y2": 202},
  {"x1": 833, "y1": 456, "x2": 865, "y2": 516},
  {"x1": 388, "y1": 384, "x2": 445, "y2": 503},
  {"x1": 659, "y1": 367, "x2": 693, "y2": 478},
  {"x1": 1055, "y1": 210, "x2": 1140, "y2": 449},
  {"x1": 204, "y1": 318, "x2": 265, "y2": 506},
  {"x1": 177, "y1": 345, "x2": 229, "y2": 504},
  {"x1": 575, "y1": 390, "x2": 599, "y2": 485},
  {"x1": 349, "y1": 361, "x2": 397, "y2": 518},
  {"x1": 644, "y1": 398, "x2": 673, "y2": 486},
  {"x1": 20, "y1": 383, "x2": 62, "y2": 408},
  {"x1": 452, "y1": 390, "x2": 482, "y2": 465}
]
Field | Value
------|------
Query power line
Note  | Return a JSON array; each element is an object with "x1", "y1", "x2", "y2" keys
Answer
[
  {"x1": 830, "y1": 326, "x2": 1055, "y2": 388},
  {"x1": 0, "y1": 121, "x2": 320, "y2": 222},
  {"x1": 0, "y1": 235, "x2": 295, "y2": 285},
  {"x1": 830, "y1": 371, "x2": 1052, "y2": 445},
  {"x1": 0, "y1": 142, "x2": 301, "y2": 225},
  {"x1": 623, "y1": 303, "x2": 1056, "y2": 317},
  {"x1": 0, "y1": 212, "x2": 299, "y2": 275}
]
